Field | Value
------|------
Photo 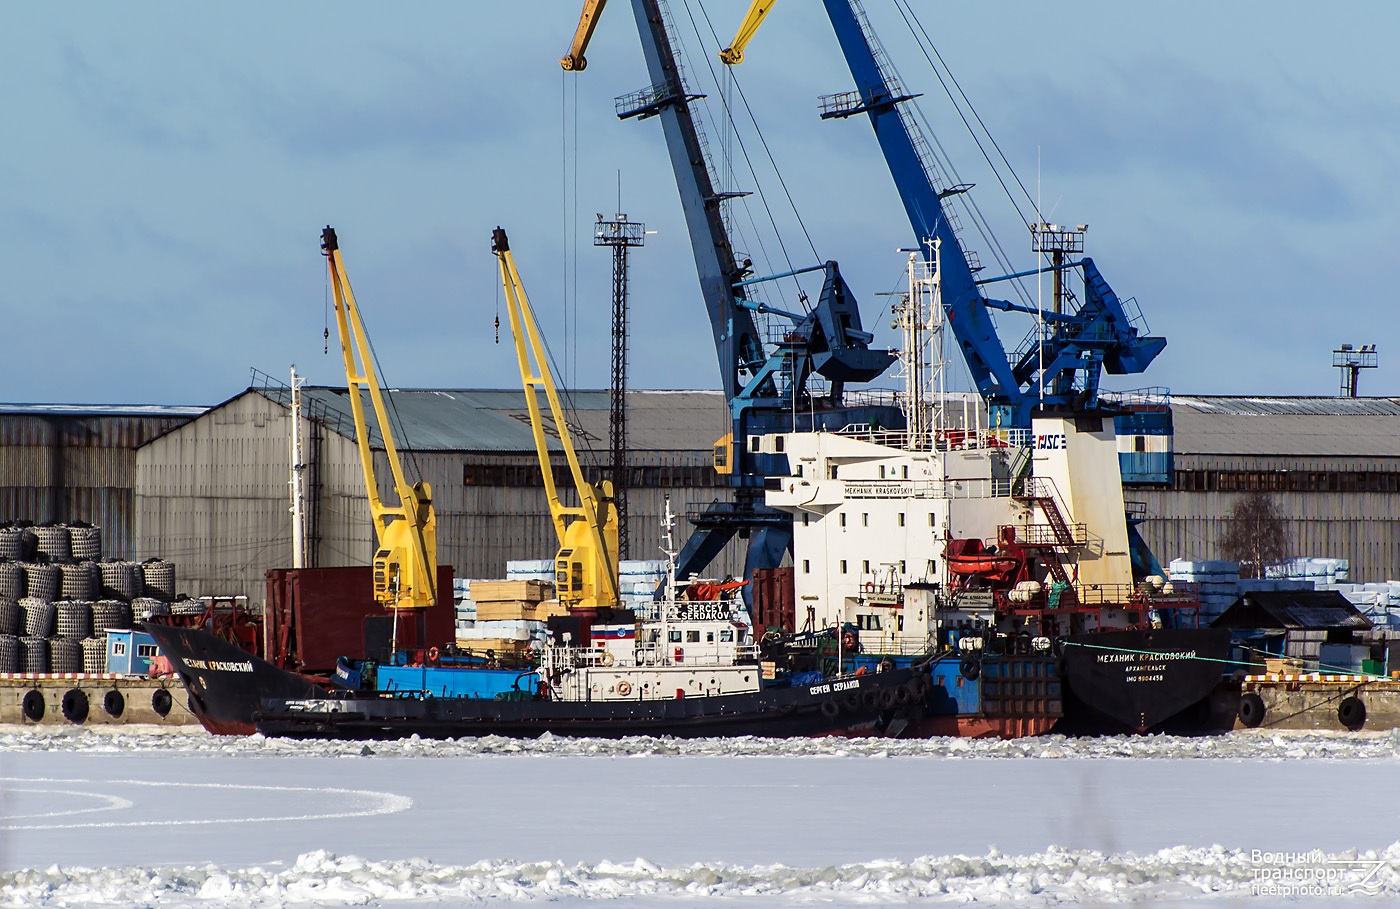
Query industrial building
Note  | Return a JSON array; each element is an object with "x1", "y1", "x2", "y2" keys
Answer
[
  {"x1": 3, "y1": 387, "x2": 1400, "y2": 606},
  {"x1": 1132, "y1": 395, "x2": 1400, "y2": 582},
  {"x1": 134, "y1": 377, "x2": 737, "y2": 602}
]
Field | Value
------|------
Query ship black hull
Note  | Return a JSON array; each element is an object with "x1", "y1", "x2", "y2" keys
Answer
[
  {"x1": 1056, "y1": 627, "x2": 1240, "y2": 735},
  {"x1": 257, "y1": 669, "x2": 928, "y2": 741},
  {"x1": 142, "y1": 623, "x2": 324, "y2": 735},
  {"x1": 145, "y1": 623, "x2": 932, "y2": 740}
]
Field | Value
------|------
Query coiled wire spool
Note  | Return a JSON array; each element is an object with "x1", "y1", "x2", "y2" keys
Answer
[
  {"x1": 32, "y1": 525, "x2": 71, "y2": 562},
  {"x1": 20, "y1": 635, "x2": 48, "y2": 673},
  {"x1": 0, "y1": 634, "x2": 19, "y2": 673},
  {"x1": 81, "y1": 636, "x2": 107, "y2": 674},
  {"x1": 21, "y1": 598, "x2": 55, "y2": 637},
  {"x1": 0, "y1": 561, "x2": 24, "y2": 600},
  {"x1": 141, "y1": 559, "x2": 176, "y2": 602},
  {"x1": 56, "y1": 601, "x2": 93, "y2": 639},
  {"x1": 99, "y1": 560, "x2": 143, "y2": 601},
  {"x1": 24, "y1": 562, "x2": 61, "y2": 601},
  {"x1": 0, "y1": 527, "x2": 23, "y2": 561},
  {"x1": 67, "y1": 523, "x2": 102, "y2": 561},
  {"x1": 0, "y1": 597, "x2": 19, "y2": 636},
  {"x1": 92, "y1": 600, "x2": 131, "y2": 633},
  {"x1": 60, "y1": 561, "x2": 99, "y2": 600},
  {"x1": 16, "y1": 528, "x2": 37, "y2": 561},
  {"x1": 49, "y1": 637, "x2": 82, "y2": 674},
  {"x1": 131, "y1": 597, "x2": 168, "y2": 621},
  {"x1": 170, "y1": 596, "x2": 204, "y2": 616}
]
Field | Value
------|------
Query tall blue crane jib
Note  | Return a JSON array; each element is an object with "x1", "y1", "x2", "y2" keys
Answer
[{"x1": 820, "y1": 0, "x2": 1165, "y2": 428}]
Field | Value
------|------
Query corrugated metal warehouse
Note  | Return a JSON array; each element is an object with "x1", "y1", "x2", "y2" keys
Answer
[
  {"x1": 4, "y1": 389, "x2": 1400, "y2": 604},
  {"x1": 0, "y1": 404, "x2": 205, "y2": 558},
  {"x1": 134, "y1": 380, "x2": 738, "y2": 602},
  {"x1": 1132, "y1": 396, "x2": 1400, "y2": 581}
]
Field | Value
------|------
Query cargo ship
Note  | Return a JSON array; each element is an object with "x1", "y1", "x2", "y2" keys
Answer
[{"x1": 753, "y1": 407, "x2": 1239, "y2": 738}]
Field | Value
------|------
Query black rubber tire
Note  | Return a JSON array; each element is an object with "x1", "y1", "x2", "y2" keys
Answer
[
  {"x1": 878, "y1": 687, "x2": 900, "y2": 710},
  {"x1": 878, "y1": 658, "x2": 895, "y2": 673},
  {"x1": 960, "y1": 658, "x2": 981, "y2": 681},
  {"x1": 151, "y1": 688, "x2": 173, "y2": 717},
  {"x1": 103, "y1": 689, "x2": 125, "y2": 718},
  {"x1": 1238, "y1": 692, "x2": 1266, "y2": 728},
  {"x1": 61, "y1": 688, "x2": 89, "y2": 724},
  {"x1": 841, "y1": 691, "x2": 861, "y2": 712},
  {"x1": 895, "y1": 682, "x2": 915, "y2": 704},
  {"x1": 860, "y1": 688, "x2": 880, "y2": 710},
  {"x1": 21, "y1": 689, "x2": 44, "y2": 722},
  {"x1": 820, "y1": 699, "x2": 840, "y2": 719},
  {"x1": 1338, "y1": 696, "x2": 1367, "y2": 731}
]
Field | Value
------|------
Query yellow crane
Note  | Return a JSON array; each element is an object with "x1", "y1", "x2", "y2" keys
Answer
[
  {"x1": 320, "y1": 226, "x2": 438, "y2": 615},
  {"x1": 560, "y1": 0, "x2": 608, "y2": 71},
  {"x1": 718, "y1": 0, "x2": 777, "y2": 65},
  {"x1": 491, "y1": 227, "x2": 620, "y2": 610}
]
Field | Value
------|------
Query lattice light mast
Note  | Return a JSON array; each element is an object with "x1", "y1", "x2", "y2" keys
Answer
[
  {"x1": 1334, "y1": 343, "x2": 1378, "y2": 398},
  {"x1": 595, "y1": 213, "x2": 646, "y2": 558}
]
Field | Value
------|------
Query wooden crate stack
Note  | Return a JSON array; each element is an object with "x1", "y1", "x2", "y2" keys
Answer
[{"x1": 457, "y1": 579, "x2": 564, "y2": 655}]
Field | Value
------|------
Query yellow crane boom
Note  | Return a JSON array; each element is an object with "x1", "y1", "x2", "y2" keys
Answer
[
  {"x1": 719, "y1": 0, "x2": 777, "y2": 65},
  {"x1": 320, "y1": 226, "x2": 438, "y2": 612},
  {"x1": 560, "y1": 0, "x2": 608, "y2": 71},
  {"x1": 492, "y1": 227, "x2": 620, "y2": 610}
]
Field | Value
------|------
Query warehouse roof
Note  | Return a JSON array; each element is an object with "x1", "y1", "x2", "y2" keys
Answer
[
  {"x1": 253, "y1": 386, "x2": 730, "y2": 453},
  {"x1": 1170, "y1": 395, "x2": 1400, "y2": 457}
]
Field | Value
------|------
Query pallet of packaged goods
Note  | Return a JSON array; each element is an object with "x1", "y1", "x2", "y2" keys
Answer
[{"x1": 471, "y1": 579, "x2": 554, "y2": 603}]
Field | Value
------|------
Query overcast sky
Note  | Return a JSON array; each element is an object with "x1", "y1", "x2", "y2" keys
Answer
[{"x1": 2, "y1": 1, "x2": 1396, "y2": 407}]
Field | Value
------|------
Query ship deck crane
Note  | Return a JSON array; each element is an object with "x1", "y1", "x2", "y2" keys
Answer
[
  {"x1": 562, "y1": 0, "x2": 901, "y2": 589},
  {"x1": 320, "y1": 227, "x2": 438, "y2": 622},
  {"x1": 493, "y1": 227, "x2": 621, "y2": 611}
]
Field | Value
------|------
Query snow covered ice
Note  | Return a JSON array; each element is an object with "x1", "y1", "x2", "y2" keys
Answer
[{"x1": 2, "y1": 726, "x2": 1399, "y2": 906}]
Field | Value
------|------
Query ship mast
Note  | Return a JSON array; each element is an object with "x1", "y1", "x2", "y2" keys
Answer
[
  {"x1": 898, "y1": 238, "x2": 946, "y2": 449},
  {"x1": 289, "y1": 364, "x2": 308, "y2": 569}
]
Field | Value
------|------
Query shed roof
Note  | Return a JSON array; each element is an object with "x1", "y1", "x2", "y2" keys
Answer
[
  {"x1": 253, "y1": 386, "x2": 729, "y2": 453},
  {"x1": 1170, "y1": 396, "x2": 1400, "y2": 457},
  {"x1": 1210, "y1": 590, "x2": 1372, "y2": 630}
]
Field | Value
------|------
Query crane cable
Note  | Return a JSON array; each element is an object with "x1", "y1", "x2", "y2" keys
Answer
[{"x1": 679, "y1": 0, "x2": 820, "y2": 310}]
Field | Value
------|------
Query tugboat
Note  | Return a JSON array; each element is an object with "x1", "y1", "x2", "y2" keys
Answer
[{"x1": 147, "y1": 509, "x2": 931, "y2": 740}]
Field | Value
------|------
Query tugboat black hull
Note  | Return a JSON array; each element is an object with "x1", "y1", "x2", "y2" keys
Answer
[{"x1": 145, "y1": 623, "x2": 932, "y2": 740}]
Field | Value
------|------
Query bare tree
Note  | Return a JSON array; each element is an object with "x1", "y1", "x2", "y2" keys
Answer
[{"x1": 1218, "y1": 491, "x2": 1293, "y2": 579}]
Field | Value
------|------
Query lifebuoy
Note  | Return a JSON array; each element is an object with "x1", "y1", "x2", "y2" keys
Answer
[
  {"x1": 842, "y1": 632, "x2": 857, "y2": 651},
  {"x1": 863, "y1": 581, "x2": 875, "y2": 594},
  {"x1": 617, "y1": 680, "x2": 632, "y2": 696},
  {"x1": 1338, "y1": 696, "x2": 1367, "y2": 730},
  {"x1": 600, "y1": 651, "x2": 615, "y2": 667},
  {"x1": 61, "y1": 689, "x2": 89, "y2": 724},
  {"x1": 1238, "y1": 692, "x2": 1265, "y2": 728},
  {"x1": 959, "y1": 658, "x2": 980, "y2": 681},
  {"x1": 151, "y1": 688, "x2": 173, "y2": 717},
  {"x1": 21, "y1": 689, "x2": 44, "y2": 722},
  {"x1": 427, "y1": 646, "x2": 440, "y2": 663},
  {"x1": 103, "y1": 689, "x2": 125, "y2": 718}
]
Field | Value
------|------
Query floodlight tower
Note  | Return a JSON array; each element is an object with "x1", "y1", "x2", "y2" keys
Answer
[
  {"x1": 1333, "y1": 343, "x2": 1378, "y2": 397},
  {"x1": 595, "y1": 212, "x2": 646, "y2": 558}
]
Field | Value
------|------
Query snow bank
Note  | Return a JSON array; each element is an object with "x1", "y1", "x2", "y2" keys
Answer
[
  {"x1": 3, "y1": 843, "x2": 1398, "y2": 907},
  {"x1": 7, "y1": 724, "x2": 1400, "y2": 761}
]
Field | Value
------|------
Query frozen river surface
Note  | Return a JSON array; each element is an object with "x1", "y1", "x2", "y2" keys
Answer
[{"x1": 1, "y1": 727, "x2": 1399, "y2": 906}]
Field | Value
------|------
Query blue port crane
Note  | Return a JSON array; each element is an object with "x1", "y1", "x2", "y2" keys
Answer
[
  {"x1": 562, "y1": 0, "x2": 901, "y2": 588},
  {"x1": 721, "y1": 0, "x2": 1167, "y2": 430}
]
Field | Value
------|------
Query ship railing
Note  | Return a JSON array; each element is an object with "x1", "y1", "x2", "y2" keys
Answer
[
  {"x1": 999, "y1": 580, "x2": 1201, "y2": 612},
  {"x1": 833, "y1": 422, "x2": 1032, "y2": 453}
]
